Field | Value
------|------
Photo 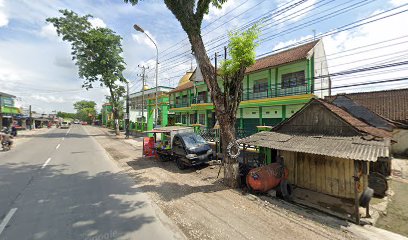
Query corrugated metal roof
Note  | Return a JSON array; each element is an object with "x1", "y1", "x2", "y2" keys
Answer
[
  {"x1": 325, "y1": 88, "x2": 408, "y2": 122},
  {"x1": 238, "y1": 131, "x2": 390, "y2": 162}
]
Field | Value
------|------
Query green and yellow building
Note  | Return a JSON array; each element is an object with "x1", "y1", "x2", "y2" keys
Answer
[
  {"x1": 0, "y1": 92, "x2": 21, "y2": 129},
  {"x1": 167, "y1": 40, "x2": 330, "y2": 136}
]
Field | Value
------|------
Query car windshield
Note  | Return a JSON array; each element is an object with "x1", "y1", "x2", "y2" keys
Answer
[
  {"x1": 62, "y1": 122, "x2": 67, "y2": 124},
  {"x1": 182, "y1": 134, "x2": 207, "y2": 149}
]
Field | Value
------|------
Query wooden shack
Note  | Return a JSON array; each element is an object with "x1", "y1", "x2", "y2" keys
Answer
[{"x1": 239, "y1": 99, "x2": 392, "y2": 222}]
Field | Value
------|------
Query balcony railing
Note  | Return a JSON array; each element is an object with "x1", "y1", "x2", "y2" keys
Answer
[
  {"x1": 242, "y1": 85, "x2": 310, "y2": 101},
  {"x1": 170, "y1": 102, "x2": 190, "y2": 108},
  {"x1": 192, "y1": 97, "x2": 210, "y2": 104}
]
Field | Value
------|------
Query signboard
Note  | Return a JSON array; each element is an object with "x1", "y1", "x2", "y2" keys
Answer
[{"x1": 1, "y1": 97, "x2": 14, "y2": 107}]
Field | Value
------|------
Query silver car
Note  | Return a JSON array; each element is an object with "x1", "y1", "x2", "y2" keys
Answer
[{"x1": 60, "y1": 121, "x2": 70, "y2": 129}]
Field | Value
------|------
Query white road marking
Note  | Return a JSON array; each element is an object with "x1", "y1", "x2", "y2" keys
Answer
[
  {"x1": 62, "y1": 137, "x2": 65, "y2": 141},
  {"x1": 56, "y1": 144, "x2": 60, "y2": 150},
  {"x1": 0, "y1": 208, "x2": 17, "y2": 236},
  {"x1": 65, "y1": 128, "x2": 71, "y2": 135},
  {"x1": 41, "y1": 158, "x2": 52, "y2": 169}
]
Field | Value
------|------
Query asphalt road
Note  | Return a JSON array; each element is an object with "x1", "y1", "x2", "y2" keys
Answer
[{"x1": 0, "y1": 125, "x2": 182, "y2": 240}]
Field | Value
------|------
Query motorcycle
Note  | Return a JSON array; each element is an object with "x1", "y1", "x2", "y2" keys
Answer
[
  {"x1": 0, "y1": 133, "x2": 12, "y2": 151},
  {"x1": 1, "y1": 139, "x2": 11, "y2": 151}
]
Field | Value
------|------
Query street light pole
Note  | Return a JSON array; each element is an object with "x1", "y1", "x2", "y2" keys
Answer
[{"x1": 133, "y1": 24, "x2": 159, "y2": 128}]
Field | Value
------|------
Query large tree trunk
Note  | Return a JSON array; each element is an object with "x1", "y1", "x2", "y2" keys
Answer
[
  {"x1": 108, "y1": 85, "x2": 120, "y2": 136},
  {"x1": 164, "y1": 6, "x2": 241, "y2": 188},
  {"x1": 218, "y1": 115, "x2": 239, "y2": 188},
  {"x1": 189, "y1": 34, "x2": 240, "y2": 187},
  {"x1": 112, "y1": 108, "x2": 120, "y2": 135}
]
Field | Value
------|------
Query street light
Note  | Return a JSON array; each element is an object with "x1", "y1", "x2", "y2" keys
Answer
[{"x1": 133, "y1": 24, "x2": 159, "y2": 128}]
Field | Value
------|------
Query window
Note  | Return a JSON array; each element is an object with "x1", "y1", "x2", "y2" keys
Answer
[
  {"x1": 199, "y1": 114, "x2": 206, "y2": 125},
  {"x1": 253, "y1": 79, "x2": 268, "y2": 93},
  {"x1": 190, "y1": 114, "x2": 196, "y2": 124},
  {"x1": 281, "y1": 71, "x2": 306, "y2": 89},
  {"x1": 182, "y1": 114, "x2": 187, "y2": 124},
  {"x1": 197, "y1": 91, "x2": 207, "y2": 103},
  {"x1": 176, "y1": 97, "x2": 180, "y2": 104},
  {"x1": 182, "y1": 134, "x2": 207, "y2": 149},
  {"x1": 182, "y1": 95, "x2": 188, "y2": 104}
]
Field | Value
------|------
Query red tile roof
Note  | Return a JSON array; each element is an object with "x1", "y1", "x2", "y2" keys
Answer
[
  {"x1": 325, "y1": 89, "x2": 408, "y2": 123},
  {"x1": 317, "y1": 99, "x2": 392, "y2": 139},
  {"x1": 246, "y1": 40, "x2": 319, "y2": 74}
]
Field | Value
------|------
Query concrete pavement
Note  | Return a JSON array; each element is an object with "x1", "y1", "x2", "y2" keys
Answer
[{"x1": 0, "y1": 125, "x2": 184, "y2": 240}]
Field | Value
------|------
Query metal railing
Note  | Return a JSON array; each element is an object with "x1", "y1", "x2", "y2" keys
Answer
[{"x1": 242, "y1": 85, "x2": 309, "y2": 101}]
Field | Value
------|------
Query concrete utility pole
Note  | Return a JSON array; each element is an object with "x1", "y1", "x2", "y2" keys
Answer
[
  {"x1": 29, "y1": 105, "x2": 32, "y2": 130},
  {"x1": 137, "y1": 65, "x2": 148, "y2": 131},
  {"x1": 125, "y1": 82, "x2": 130, "y2": 139}
]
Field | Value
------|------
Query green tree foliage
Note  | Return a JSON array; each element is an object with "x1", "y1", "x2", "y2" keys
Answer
[
  {"x1": 124, "y1": 0, "x2": 259, "y2": 187},
  {"x1": 46, "y1": 10, "x2": 127, "y2": 134},
  {"x1": 56, "y1": 111, "x2": 76, "y2": 119},
  {"x1": 73, "y1": 100, "x2": 97, "y2": 123},
  {"x1": 73, "y1": 100, "x2": 96, "y2": 112}
]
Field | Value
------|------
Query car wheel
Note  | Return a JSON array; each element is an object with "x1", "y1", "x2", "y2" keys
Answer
[{"x1": 175, "y1": 157, "x2": 187, "y2": 170}]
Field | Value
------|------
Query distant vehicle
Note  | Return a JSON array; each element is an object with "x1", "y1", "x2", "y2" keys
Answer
[
  {"x1": 60, "y1": 121, "x2": 70, "y2": 129},
  {"x1": 172, "y1": 132, "x2": 212, "y2": 169},
  {"x1": 74, "y1": 120, "x2": 80, "y2": 124},
  {"x1": 81, "y1": 121, "x2": 88, "y2": 125}
]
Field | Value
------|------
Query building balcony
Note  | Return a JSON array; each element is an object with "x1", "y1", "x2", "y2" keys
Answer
[
  {"x1": 192, "y1": 97, "x2": 211, "y2": 104},
  {"x1": 242, "y1": 85, "x2": 310, "y2": 101},
  {"x1": 170, "y1": 102, "x2": 190, "y2": 109}
]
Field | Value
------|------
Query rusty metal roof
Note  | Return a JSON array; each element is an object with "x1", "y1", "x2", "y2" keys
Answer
[
  {"x1": 238, "y1": 131, "x2": 390, "y2": 162},
  {"x1": 325, "y1": 88, "x2": 408, "y2": 123}
]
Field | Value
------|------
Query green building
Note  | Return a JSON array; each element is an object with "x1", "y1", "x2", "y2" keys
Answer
[
  {"x1": 101, "y1": 103, "x2": 113, "y2": 127},
  {"x1": 168, "y1": 40, "x2": 330, "y2": 136},
  {"x1": 129, "y1": 85, "x2": 174, "y2": 131},
  {"x1": 0, "y1": 92, "x2": 21, "y2": 129}
]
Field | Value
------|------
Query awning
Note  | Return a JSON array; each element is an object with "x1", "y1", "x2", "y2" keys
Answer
[{"x1": 238, "y1": 131, "x2": 390, "y2": 162}]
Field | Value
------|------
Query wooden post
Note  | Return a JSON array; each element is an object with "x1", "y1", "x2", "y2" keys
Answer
[{"x1": 354, "y1": 160, "x2": 360, "y2": 224}]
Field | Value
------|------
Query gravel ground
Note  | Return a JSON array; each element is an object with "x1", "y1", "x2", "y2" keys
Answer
[{"x1": 87, "y1": 126, "x2": 357, "y2": 240}]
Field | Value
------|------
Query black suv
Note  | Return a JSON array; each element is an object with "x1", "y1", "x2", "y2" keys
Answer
[{"x1": 172, "y1": 132, "x2": 213, "y2": 169}]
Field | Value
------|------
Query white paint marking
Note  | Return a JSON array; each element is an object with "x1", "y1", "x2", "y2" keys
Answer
[
  {"x1": 41, "y1": 158, "x2": 52, "y2": 169},
  {"x1": 65, "y1": 128, "x2": 71, "y2": 135},
  {"x1": 56, "y1": 144, "x2": 60, "y2": 150},
  {"x1": 62, "y1": 137, "x2": 65, "y2": 141},
  {"x1": 0, "y1": 208, "x2": 17, "y2": 236}
]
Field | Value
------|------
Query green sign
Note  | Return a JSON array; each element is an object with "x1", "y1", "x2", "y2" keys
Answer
[{"x1": 1, "y1": 97, "x2": 14, "y2": 107}]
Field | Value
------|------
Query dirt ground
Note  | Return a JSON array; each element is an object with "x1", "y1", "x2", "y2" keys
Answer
[
  {"x1": 87, "y1": 126, "x2": 357, "y2": 240},
  {"x1": 375, "y1": 158, "x2": 408, "y2": 237}
]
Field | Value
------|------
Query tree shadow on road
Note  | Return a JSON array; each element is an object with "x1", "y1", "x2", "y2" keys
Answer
[{"x1": 0, "y1": 162, "x2": 163, "y2": 240}]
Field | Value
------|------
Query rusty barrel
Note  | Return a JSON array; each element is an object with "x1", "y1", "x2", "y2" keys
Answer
[{"x1": 246, "y1": 163, "x2": 288, "y2": 192}]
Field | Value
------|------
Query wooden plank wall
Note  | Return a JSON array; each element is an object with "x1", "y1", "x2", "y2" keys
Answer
[{"x1": 281, "y1": 151, "x2": 359, "y2": 199}]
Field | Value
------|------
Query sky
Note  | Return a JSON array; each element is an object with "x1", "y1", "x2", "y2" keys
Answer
[{"x1": 0, "y1": 0, "x2": 407, "y2": 113}]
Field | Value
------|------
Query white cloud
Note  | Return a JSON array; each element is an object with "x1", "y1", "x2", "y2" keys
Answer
[
  {"x1": 204, "y1": 0, "x2": 238, "y2": 21},
  {"x1": 273, "y1": 34, "x2": 313, "y2": 50},
  {"x1": 31, "y1": 94, "x2": 65, "y2": 103},
  {"x1": 132, "y1": 30, "x2": 157, "y2": 49},
  {"x1": 0, "y1": 0, "x2": 8, "y2": 27},
  {"x1": 390, "y1": 0, "x2": 406, "y2": 6},
  {"x1": 89, "y1": 17, "x2": 106, "y2": 28},
  {"x1": 40, "y1": 23, "x2": 58, "y2": 39}
]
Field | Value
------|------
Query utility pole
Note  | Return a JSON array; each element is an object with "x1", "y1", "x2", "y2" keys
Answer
[
  {"x1": 29, "y1": 105, "x2": 32, "y2": 130},
  {"x1": 125, "y1": 82, "x2": 130, "y2": 139},
  {"x1": 137, "y1": 65, "x2": 148, "y2": 131}
]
